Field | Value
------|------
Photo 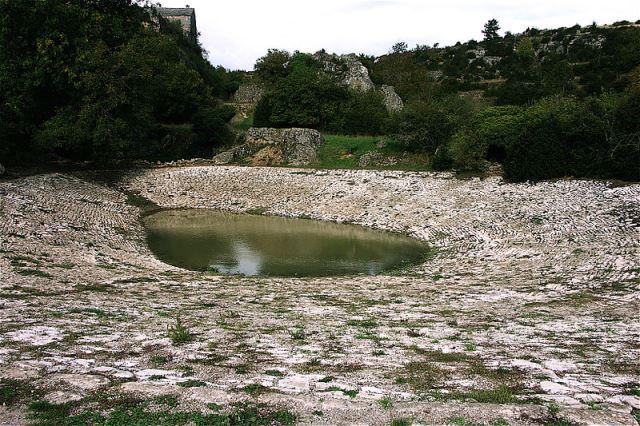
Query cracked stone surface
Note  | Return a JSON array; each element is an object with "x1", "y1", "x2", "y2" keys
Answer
[{"x1": 0, "y1": 166, "x2": 638, "y2": 425}]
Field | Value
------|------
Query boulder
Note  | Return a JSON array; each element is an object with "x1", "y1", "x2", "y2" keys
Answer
[
  {"x1": 380, "y1": 85, "x2": 404, "y2": 112},
  {"x1": 213, "y1": 128, "x2": 324, "y2": 166}
]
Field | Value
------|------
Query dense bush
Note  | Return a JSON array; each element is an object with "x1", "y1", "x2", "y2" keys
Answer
[
  {"x1": 0, "y1": 0, "x2": 236, "y2": 166},
  {"x1": 254, "y1": 52, "x2": 389, "y2": 135},
  {"x1": 438, "y1": 93, "x2": 638, "y2": 182},
  {"x1": 496, "y1": 95, "x2": 637, "y2": 182},
  {"x1": 391, "y1": 96, "x2": 473, "y2": 153},
  {"x1": 254, "y1": 67, "x2": 348, "y2": 130},
  {"x1": 448, "y1": 105, "x2": 522, "y2": 169}
]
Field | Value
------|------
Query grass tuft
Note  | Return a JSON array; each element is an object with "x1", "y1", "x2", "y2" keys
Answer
[{"x1": 167, "y1": 313, "x2": 193, "y2": 345}]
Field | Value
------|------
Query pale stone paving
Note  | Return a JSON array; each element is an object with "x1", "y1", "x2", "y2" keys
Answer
[{"x1": 0, "y1": 167, "x2": 638, "y2": 425}]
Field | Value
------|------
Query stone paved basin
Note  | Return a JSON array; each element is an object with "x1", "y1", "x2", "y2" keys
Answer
[{"x1": 0, "y1": 166, "x2": 638, "y2": 425}]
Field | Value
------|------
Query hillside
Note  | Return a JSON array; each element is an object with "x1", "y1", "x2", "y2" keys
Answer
[{"x1": 369, "y1": 20, "x2": 640, "y2": 104}]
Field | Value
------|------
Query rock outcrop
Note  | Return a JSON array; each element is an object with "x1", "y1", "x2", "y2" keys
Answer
[
  {"x1": 313, "y1": 51, "x2": 375, "y2": 92},
  {"x1": 313, "y1": 51, "x2": 404, "y2": 111},
  {"x1": 232, "y1": 83, "x2": 264, "y2": 104},
  {"x1": 380, "y1": 85, "x2": 404, "y2": 112},
  {"x1": 230, "y1": 83, "x2": 264, "y2": 122},
  {"x1": 213, "y1": 128, "x2": 324, "y2": 166}
]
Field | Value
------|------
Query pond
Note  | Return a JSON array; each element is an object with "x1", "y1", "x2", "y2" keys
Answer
[{"x1": 144, "y1": 210, "x2": 430, "y2": 277}]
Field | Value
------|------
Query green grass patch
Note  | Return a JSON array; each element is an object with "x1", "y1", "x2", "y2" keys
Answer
[
  {"x1": 0, "y1": 379, "x2": 36, "y2": 406},
  {"x1": 450, "y1": 385, "x2": 515, "y2": 404},
  {"x1": 231, "y1": 113, "x2": 254, "y2": 132},
  {"x1": 178, "y1": 380, "x2": 207, "y2": 388},
  {"x1": 402, "y1": 361, "x2": 443, "y2": 393},
  {"x1": 323, "y1": 386, "x2": 358, "y2": 398},
  {"x1": 346, "y1": 319, "x2": 378, "y2": 328},
  {"x1": 378, "y1": 396, "x2": 393, "y2": 409},
  {"x1": 391, "y1": 419, "x2": 412, "y2": 426},
  {"x1": 28, "y1": 400, "x2": 296, "y2": 426},
  {"x1": 16, "y1": 268, "x2": 52, "y2": 279},
  {"x1": 313, "y1": 134, "x2": 430, "y2": 170},
  {"x1": 241, "y1": 384, "x2": 269, "y2": 396}
]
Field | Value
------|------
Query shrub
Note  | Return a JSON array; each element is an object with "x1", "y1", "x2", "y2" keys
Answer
[
  {"x1": 393, "y1": 96, "x2": 473, "y2": 153},
  {"x1": 341, "y1": 90, "x2": 389, "y2": 135},
  {"x1": 448, "y1": 105, "x2": 523, "y2": 170},
  {"x1": 0, "y1": 1, "x2": 235, "y2": 166},
  {"x1": 502, "y1": 95, "x2": 632, "y2": 182},
  {"x1": 254, "y1": 64, "x2": 389, "y2": 135},
  {"x1": 254, "y1": 49, "x2": 291, "y2": 86}
]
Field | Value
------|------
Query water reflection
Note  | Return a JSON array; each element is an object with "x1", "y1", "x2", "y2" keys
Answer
[{"x1": 144, "y1": 209, "x2": 430, "y2": 277}]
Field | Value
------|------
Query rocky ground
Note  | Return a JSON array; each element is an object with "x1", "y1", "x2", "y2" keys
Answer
[{"x1": 0, "y1": 166, "x2": 638, "y2": 425}]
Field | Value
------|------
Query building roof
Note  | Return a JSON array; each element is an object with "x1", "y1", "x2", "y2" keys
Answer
[{"x1": 157, "y1": 7, "x2": 195, "y2": 17}]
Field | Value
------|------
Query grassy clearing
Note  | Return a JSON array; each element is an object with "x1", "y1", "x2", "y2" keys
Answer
[{"x1": 312, "y1": 135, "x2": 430, "y2": 170}]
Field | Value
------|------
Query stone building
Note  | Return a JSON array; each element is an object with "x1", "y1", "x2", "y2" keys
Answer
[{"x1": 156, "y1": 7, "x2": 197, "y2": 41}]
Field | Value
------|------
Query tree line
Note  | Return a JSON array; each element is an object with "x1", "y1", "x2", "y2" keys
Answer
[{"x1": 0, "y1": 0, "x2": 242, "y2": 167}]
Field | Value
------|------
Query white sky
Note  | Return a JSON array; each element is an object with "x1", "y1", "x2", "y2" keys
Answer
[{"x1": 158, "y1": 0, "x2": 640, "y2": 71}]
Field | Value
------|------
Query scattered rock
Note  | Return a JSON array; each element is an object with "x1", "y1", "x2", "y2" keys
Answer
[
  {"x1": 358, "y1": 152, "x2": 398, "y2": 167},
  {"x1": 44, "y1": 391, "x2": 84, "y2": 405},
  {"x1": 120, "y1": 382, "x2": 180, "y2": 397},
  {"x1": 540, "y1": 380, "x2": 575, "y2": 395},
  {"x1": 211, "y1": 150, "x2": 235, "y2": 165},
  {"x1": 6, "y1": 327, "x2": 62, "y2": 346},
  {"x1": 558, "y1": 407, "x2": 637, "y2": 426},
  {"x1": 53, "y1": 374, "x2": 110, "y2": 391}
]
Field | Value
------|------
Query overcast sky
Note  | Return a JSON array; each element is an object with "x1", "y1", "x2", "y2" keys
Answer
[{"x1": 159, "y1": 0, "x2": 639, "y2": 71}]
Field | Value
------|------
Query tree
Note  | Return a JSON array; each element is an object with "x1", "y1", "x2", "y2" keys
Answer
[
  {"x1": 0, "y1": 0, "x2": 235, "y2": 166},
  {"x1": 254, "y1": 49, "x2": 291, "y2": 85},
  {"x1": 391, "y1": 42, "x2": 408, "y2": 54},
  {"x1": 482, "y1": 19, "x2": 501, "y2": 41}
]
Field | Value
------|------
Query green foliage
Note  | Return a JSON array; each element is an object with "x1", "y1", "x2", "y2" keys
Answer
[
  {"x1": 254, "y1": 59, "x2": 389, "y2": 135},
  {"x1": 0, "y1": 0, "x2": 235, "y2": 166},
  {"x1": 392, "y1": 96, "x2": 473, "y2": 154},
  {"x1": 448, "y1": 105, "x2": 523, "y2": 170},
  {"x1": 254, "y1": 49, "x2": 291, "y2": 86},
  {"x1": 502, "y1": 94, "x2": 639, "y2": 182},
  {"x1": 342, "y1": 90, "x2": 389, "y2": 135},
  {"x1": 372, "y1": 21, "x2": 640, "y2": 104},
  {"x1": 391, "y1": 42, "x2": 409, "y2": 54},
  {"x1": 0, "y1": 379, "x2": 35, "y2": 406},
  {"x1": 254, "y1": 66, "x2": 348, "y2": 130},
  {"x1": 482, "y1": 19, "x2": 501, "y2": 41}
]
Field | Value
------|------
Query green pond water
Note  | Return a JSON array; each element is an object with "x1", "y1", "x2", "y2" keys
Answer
[{"x1": 144, "y1": 209, "x2": 430, "y2": 277}]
